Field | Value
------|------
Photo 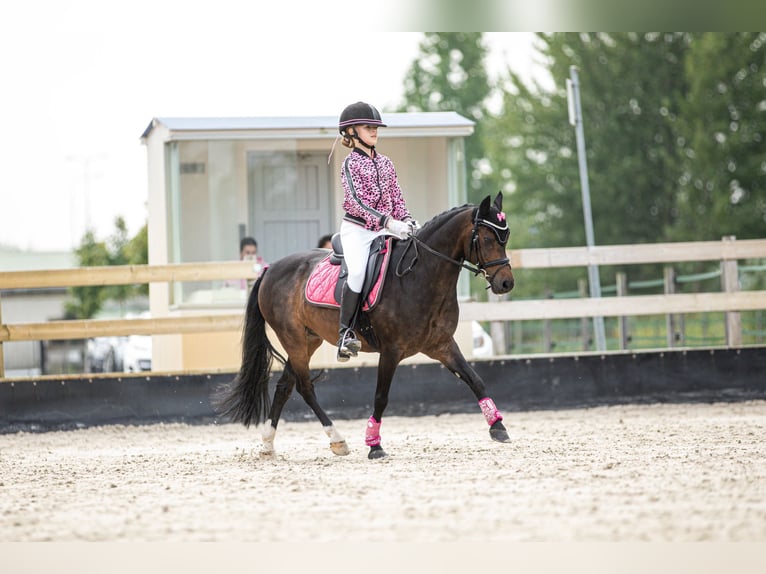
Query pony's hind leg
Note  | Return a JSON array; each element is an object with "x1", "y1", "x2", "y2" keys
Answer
[
  {"x1": 296, "y1": 381, "x2": 350, "y2": 456},
  {"x1": 260, "y1": 366, "x2": 297, "y2": 456},
  {"x1": 324, "y1": 422, "x2": 350, "y2": 456},
  {"x1": 292, "y1": 366, "x2": 349, "y2": 456}
]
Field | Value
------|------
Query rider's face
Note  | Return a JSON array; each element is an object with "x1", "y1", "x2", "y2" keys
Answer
[{"x1": 353, "y1": 124, "x2": 379, "y2": 147}]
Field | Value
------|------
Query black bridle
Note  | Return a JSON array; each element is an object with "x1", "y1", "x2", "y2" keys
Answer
[{"x1": 395, "y1": 211, "x2": 510, "y2": 287}]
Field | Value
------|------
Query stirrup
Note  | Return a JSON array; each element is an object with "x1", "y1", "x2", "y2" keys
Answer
[{"x1": 337, "y1": 330, "x2": 361, "y2": 362}]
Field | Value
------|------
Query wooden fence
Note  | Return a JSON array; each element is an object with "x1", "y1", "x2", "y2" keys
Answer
[{"x1": 2, "y1": 237, "x2": 765, "y2": 378}]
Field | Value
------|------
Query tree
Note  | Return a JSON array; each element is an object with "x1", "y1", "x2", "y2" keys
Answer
[
  {"x1": 104, "y1": 217, "x2": 133, "y2": 307},
  {"x1": 485, "y1": 33, "x2": 698, "y2": 295},
  {"x1": 64, "y1": 230, "x2": 110, "y2": 319},
  {"x1": 398, "y1": 33, "x2": 494, "y2": 203},
  {"x1": 675, "y1": 32, "x2": 766, "y2": 241},
  {"x1": 125, "y1": 223, "x2": 149, "y2": 296},
  {"x1": 65, "y1": 218, "x2": 149, "y2": 319},
  {"x1": 490, "y1": 33, "x2": 693, "y2": 247}
]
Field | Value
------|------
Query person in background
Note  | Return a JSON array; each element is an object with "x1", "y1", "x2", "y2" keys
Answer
[
  {"x1": 239, "y1": 237, "x2": 265, "y2": 263},
  {"x1": 235, "y1": 236, "x2": 266, "y2": 290},
  {"x1": 317, "y1": 234, "x2": 332, "y2": 249},
  {"x1": 334, "y1": 101, "x2": 419, "y2": 362}
]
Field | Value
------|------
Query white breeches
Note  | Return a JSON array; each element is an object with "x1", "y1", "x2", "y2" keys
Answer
[{"x1": 339, "y1": 220, "x2": 391, "y2": 293}]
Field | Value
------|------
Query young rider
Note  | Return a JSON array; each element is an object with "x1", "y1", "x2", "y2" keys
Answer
[{"x1": 335, "y1": 101, "x2": 418, "y2": 362}]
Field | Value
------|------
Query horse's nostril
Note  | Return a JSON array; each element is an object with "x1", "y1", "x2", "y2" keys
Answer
[{"x1": 494, "y1": 279, "x2": 514, "y2": 293}]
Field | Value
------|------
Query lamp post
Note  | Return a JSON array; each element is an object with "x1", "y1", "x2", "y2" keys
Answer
[{"x1": 567, "y1": 65, "x2": 607, "y2": 352}]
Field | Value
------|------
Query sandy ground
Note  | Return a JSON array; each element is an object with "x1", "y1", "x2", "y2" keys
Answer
[{"x1": 1, "y1": 400, "x2": 765, "y2": 542}]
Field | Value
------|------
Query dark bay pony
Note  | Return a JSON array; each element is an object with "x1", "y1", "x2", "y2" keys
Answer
[{"x1": 218, "y1": 192, "x2": 515, "y2": 459}]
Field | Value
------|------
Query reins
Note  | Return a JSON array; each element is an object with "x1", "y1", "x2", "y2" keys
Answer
[
  {"x1": 394, "y1": 214, "x2": 510, "y2": 287},
  {"x1": 394, "y1": 234, "x2": 479, "y2": 277}
]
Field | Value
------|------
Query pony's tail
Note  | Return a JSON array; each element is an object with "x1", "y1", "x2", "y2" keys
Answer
[{"x1": 215, "y1": 270, "x2": 285, "y2": 427}]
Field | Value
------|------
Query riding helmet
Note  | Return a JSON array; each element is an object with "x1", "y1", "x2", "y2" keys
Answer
[{"x1": 338, "y1": 102, "x2": 387, "y2": 134}]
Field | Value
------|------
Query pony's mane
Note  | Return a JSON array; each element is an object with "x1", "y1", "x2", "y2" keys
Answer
[{"x1": 421, "y1": 203, "x2": 474, "y2": 232}]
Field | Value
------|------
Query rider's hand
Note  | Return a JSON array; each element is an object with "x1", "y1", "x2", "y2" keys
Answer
[
  {"x1": 406, "y1": 219, "x2": 421, "y2": 233},
  {"x1": 385, "y1": 218, "x2": 412, "y2": 239}
]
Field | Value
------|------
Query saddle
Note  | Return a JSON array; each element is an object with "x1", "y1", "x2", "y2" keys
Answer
[
  {"x1": 306, "y1": 233, "x2": 392, "y2": 310},
  {"x1": 305, "y1": 233, "x2": 394, "y2": 349}
]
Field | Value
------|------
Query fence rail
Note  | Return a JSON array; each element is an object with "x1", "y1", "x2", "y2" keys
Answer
[
  {"x1": 2, "y1": 237, "x2": 765, "y2": 378},
  {"x1": 509, "y1": 237, "x2": 766, "y2": 268},
  {"x1": 460, "y1": 291, "x2": 766, "y2": 322},
  {"x1": 0, "y1": 260, "x2": 257, "y2": 290}
]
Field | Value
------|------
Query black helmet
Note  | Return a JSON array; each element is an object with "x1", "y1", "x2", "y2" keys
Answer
[{"x1": 338, "y1": 101, "x2": 387, "y2": 134}]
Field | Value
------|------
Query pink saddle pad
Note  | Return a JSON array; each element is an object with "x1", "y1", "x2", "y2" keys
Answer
[{"x1": 305, "y1": 246, "x2": 391, "y2": 311}]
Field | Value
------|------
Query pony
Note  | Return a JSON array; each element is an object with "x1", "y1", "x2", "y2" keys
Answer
[{"x1": 217, "y1": 192, "x2": 515, "y2": 459}]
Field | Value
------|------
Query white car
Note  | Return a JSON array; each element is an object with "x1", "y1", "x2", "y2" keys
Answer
[
  {"x1": 472, "y1": 321, "x2": 494, "y2": 358},
  {"x1": 122, "y1": 335, "x2": 152, "y2": 372},
  {"x1": 85, "y1": 336, "x2": 125, "y2": 372}
]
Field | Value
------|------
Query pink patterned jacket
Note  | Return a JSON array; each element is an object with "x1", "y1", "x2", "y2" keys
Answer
[{"x1": 341, "y1": 148, "x2": 411, "y2": 231}]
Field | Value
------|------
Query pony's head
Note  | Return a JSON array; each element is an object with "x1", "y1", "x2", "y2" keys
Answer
[{"x1": 471, "y1": 192, "x2": 515, "y2": 294}]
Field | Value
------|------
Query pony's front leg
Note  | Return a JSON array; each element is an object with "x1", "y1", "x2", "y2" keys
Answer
[
  {"x1": 366, "y1": 352, "x2": 400, "y2": 459},
  {"x1": 479, "y1": 397, "x2": 510, "y2": 443},
  {"x1": 365, "y1": 415, "x2": 384, "y2": 459},
  {"x1": 429, "y1": 340, "x2": 510, "y2": 443}
]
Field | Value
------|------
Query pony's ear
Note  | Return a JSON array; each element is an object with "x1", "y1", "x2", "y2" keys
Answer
[
  {"x1": 478, "y1": 195, "x2": 491, "y2": 217},
  {"x1": 493, "y1": 191, "x2": 503, "y2": 212}
]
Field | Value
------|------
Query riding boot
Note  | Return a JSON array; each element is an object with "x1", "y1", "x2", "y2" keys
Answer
[{"x1": 337, "y1": 285, "x2": 362, "y2": 362}]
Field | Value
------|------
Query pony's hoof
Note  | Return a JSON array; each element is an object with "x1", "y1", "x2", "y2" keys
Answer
[
  {"x1": 330, "y1": 441, "x2": 350, "y2": 456},
  {"x1": 489, "y1": 421, "x2": 511, "y2": 443},
  {"x1": 368, "y1": 445, "x2": 387, "y2": 460}
]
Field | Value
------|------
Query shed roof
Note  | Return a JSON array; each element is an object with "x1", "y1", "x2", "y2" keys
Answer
[{"x1": 141, "y1": 111, "x2": 474, "y2": 142}]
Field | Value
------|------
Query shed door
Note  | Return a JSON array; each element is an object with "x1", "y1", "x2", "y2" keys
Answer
[{"x1": 247, "y1": 151, "x2": 332, "y2": 263}]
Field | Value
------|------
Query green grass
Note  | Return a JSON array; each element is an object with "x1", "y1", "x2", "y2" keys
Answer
[{"x1": 487, "y1": 310, "x2": 766, "y2": 355}]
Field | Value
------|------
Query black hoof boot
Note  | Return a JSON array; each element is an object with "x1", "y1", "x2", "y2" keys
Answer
[
  {"x1": 368, "y1": 445, "x2": 387, "y2": 459},
  {"x1": 489, "y1": 420, "x2": 511, "y2": 443}
]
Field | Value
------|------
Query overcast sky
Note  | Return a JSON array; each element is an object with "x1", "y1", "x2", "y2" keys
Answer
[{"x1": 1, "y1": 2, "x2": 545, "y2": 252}]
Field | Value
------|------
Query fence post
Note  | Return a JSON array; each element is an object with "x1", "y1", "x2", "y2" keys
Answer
[
  {"x1": 543, "y1": 289, "x2": 554, "y2": 353},
  {"x1": 678, "y1": 299, "x2": 686, "y2": 347},
  {"x1": 578, "y1": 279, "x2": 590, "y2": 351},
  {"x1": 664, "y1": 266, "x2": 677, "y2": 348},
  {"x1": 616, "y1": 272, "x2": 629, "y2": 350},
  {"x1": 513, "y1": 320, "x2": 523, "y2": 354},
  {"x1": 488, "y1": 292, "x2": 507, "y2": 355},
  {"x1": 721, "y1": 235, "x2": 742, "y2": 347}
]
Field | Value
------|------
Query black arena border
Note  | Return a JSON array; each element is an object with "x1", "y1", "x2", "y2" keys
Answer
[{"x1": 2, "y1": 347, "x2": 765, "y2": 433}]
